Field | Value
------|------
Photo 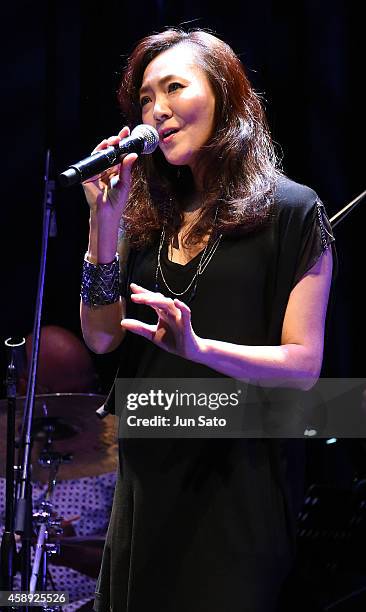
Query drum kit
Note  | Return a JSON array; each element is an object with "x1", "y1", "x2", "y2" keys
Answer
[
  {"x1": 0, "y1": 393, "x2": 118, "y2": 588},
  {"x1": 0, "y1": 393, "x2": 118, "y2": 481}
]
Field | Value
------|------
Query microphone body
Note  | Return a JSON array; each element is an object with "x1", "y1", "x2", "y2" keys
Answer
[{"x1": 59, "y1": 125, "x2": 159, "y2": 187}]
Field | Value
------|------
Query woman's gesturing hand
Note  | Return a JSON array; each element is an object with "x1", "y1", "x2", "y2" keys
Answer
[
  {"x1": 121, "y1": 284, "x2": 204, "y2": 362},
  {"x1": 82, "y1": 126, "x2": 138, "y2": 224}
]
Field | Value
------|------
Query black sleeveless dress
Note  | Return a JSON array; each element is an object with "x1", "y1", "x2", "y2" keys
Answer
[{"x1": 93, "y1": 176, "x2": 336, "y2": 612}]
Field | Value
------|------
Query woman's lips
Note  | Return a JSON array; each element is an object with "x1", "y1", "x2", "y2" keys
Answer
[{"x1": 161, "y1": 130, "x2": 180, "y2": 144}]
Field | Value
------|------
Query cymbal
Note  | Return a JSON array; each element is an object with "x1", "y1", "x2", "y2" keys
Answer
[{"x1": 0, "y1": 394, "x2": 118, "y2": 481}]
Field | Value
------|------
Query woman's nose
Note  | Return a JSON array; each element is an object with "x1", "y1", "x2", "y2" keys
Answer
[{"x1": 153, "y1": 97, "x2": 172, "y2": 122}]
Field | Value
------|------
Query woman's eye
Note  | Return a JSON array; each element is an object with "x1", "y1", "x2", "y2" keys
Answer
[
  {"x1": 140, "y1": 96, "x2": 150, "y2": 107},
  {"x1": 168, "y1": 82, "x2": 183, "y2": 92}
]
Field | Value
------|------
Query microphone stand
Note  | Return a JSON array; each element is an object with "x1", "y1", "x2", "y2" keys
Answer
[
  {"x1": 0, "y1": 337, "x2": 26, "y2": 590},
  {"x1": 13, "y1": 150, "x2": 55, "y2": 609}
]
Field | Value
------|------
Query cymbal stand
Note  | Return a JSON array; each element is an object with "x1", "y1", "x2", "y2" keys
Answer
[
  {"x1": 30, "y1": 417, "x2": 74, "y2": 611},
  {"x1": 329, "y1": 188, "x2": 366, "y2": 228},
  {"x1": 0, "y1": 337, "x2": 26, "y2": 590},
  {"x1": 30, "y1": 459, "x2": 63, "y2": 604}
]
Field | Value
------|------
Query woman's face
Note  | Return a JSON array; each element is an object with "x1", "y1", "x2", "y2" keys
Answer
[{"x1": 139, "y1": 44, "x2": 216, "y2": 177}]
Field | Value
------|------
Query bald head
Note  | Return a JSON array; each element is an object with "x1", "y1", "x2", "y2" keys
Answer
[{"x1": 21, "y1": 325, "x2": 97, "y2": 393}]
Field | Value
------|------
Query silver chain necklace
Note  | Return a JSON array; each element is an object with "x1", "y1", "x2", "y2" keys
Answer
[{"x1": 154, "y1": 206, "x2": 222, "y2": 301}]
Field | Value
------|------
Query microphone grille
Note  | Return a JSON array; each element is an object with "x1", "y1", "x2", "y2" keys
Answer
[{"x1": 131, "y1": 124, "x2": 159, "y2": 154}]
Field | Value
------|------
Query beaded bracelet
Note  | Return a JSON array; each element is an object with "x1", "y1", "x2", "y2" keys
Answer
[{"x1": 81, "y1": 253, "x2": 120, "y2": 306}]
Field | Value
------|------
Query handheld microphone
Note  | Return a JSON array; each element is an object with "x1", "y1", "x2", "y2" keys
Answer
[{"x1": 59, "y1": 124, "x2": 159, "y2": 188}]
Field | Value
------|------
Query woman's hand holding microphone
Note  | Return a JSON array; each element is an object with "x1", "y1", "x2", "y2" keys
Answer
[
  {"x1": 83, "y1": 126, "x2": 138, "y2": 264},
  {"x1": 79, "y1": 126, "x2": 138, "y2": 353}
]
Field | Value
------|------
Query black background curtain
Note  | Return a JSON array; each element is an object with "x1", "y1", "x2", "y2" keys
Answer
[{"x1": 1, "y1": 1, "x2": 364, "y2": 403}]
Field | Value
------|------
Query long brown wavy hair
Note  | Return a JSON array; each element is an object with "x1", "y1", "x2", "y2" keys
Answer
[{"x1": 117, "y1": 27, "x2": 283, "y2": 249}]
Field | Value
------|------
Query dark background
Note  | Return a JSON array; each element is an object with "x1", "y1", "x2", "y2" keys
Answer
[
  {"x1": 1, "y1": 2, "x2": 366, "y2": 607},
  {"x1": 1, "y1": 1, "x2": 364, "y2": 477}
]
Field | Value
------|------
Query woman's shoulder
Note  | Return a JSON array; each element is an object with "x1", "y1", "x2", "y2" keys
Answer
[{"x1": 274, "y1": 174, "x2": 322, "y2": 209}]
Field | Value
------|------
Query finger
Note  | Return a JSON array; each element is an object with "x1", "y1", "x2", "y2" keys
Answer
[
  {"x1": 107, "y1": 135, "x2": 123, "y2": 147},
  {"x1": 83, "y1": 152, "x2": 136, "y2": 192},
  {"x1": 127, "y1": 290, "x2": 173, "y2": 321},
  {"x1": 130, "y1": 284, "x2": 167, "y2": 299},
  {"x1": 82, "y1": 165, "x2": 117, "y2": 186},
  {"x1": 118, "y1": 126, "x2": 130, "y2": 138},
  {"x1": 121, "y1": 318, "x2": 157, "y2": 341},
  {"x1": 91, "y1": 126, "x2": 128, "y2": 154},
  {"x1": 118, "y1": 153, "x2": 138, "y2": 188},
  {"x1": 106, "y1": 124, "x2": 131, "y2": 150},
  {"x1": 173, "y1": 299, "x2": 191, "y2": 316},
  {"x1": 156, "y1": 307, "x2": 179, "y2": 323},
  {"x1": 93, "y1": 154, "x2": 136, "y2": 191},
  {"x1": 106, "y1": 153, "x2": 137, "y2": 194},
  {"x1": 82, "y1": 167, "x2": 119, "y2": 191},
  {"x1": 131, "y1": 293, "x2": 176, "y2": 313},
  {"x1": 130, "y1": 283, "x2": 157, "y2": 295},
  {"x1": 173, "y1": 299, "x2": 191, "y2": 326},
  {"x1": 91, "y1": 138, "x2": 109, "y2": 155},
  {"x1": 129, "y1": 291, "x2": 166, "y2": 318}
]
